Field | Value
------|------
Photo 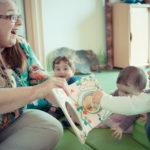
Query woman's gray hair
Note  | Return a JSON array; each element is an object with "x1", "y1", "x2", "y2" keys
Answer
[
  {"x1": 0, "y1": 0, "x2": 15, "y2": 3},
  {"x1": 0, "y1": 0, "x2": 8, "y2": 2}
]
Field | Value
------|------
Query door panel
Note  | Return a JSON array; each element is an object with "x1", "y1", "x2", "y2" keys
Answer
[{"x1": 130, "y1": 7, "x2": 149, "y2": 66}]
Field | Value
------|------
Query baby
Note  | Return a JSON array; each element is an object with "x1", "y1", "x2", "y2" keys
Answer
[
  {"x1": 52, "y1": 56, "x2": 81, "y2": 84},
  {"x1": 94, "y1": 66, "x2": 147, "y2": 139},
  {"x1": 48, "y1": 56, "x2": 81, "y2": 125}
]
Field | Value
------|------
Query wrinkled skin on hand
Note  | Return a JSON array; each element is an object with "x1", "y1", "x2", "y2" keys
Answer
[{"x1": 38, "y1": 77, "x2": 70, "y2": 106}]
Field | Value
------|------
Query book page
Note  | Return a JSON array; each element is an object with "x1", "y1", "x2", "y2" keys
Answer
[{"x1": 52, "y1": 74, "x2": 111, "y2": 144}]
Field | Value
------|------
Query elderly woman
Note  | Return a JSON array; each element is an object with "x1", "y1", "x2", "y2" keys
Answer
[{"x1": 0, "y1": 0, "x2": 70, "y2": 149}]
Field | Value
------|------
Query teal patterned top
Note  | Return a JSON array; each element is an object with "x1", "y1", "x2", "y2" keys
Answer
[{"x1": 0, "y1": 37, "x2": 49, "y2": 131}]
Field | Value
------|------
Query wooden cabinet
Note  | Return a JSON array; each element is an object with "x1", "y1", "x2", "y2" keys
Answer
[{"x1": 112, "y1": 3, "x2": 150, "y2": 68}]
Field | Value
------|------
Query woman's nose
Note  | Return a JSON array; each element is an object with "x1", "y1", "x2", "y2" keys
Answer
[{"x1": 15, "y1": 17, "x2": 23, "y2": 26}]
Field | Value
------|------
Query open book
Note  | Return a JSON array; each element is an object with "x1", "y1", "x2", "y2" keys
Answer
[{"x1": 52, "y1": 74, "x2": 111, "y2": 144}]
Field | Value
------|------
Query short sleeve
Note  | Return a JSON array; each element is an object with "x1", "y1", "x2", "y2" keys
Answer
[
  {"x1": 19, "y1": 38, "x2": 50, "y2": 110},
  {"x1": 19, "y1": 40, "x2": 49, "y2": 86}
]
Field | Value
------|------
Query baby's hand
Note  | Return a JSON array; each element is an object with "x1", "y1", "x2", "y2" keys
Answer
[
  {"x1": 140, "y1": 113, "x2": 147, "y2": 122},
  {"x1": 92, "y1": 89, "x2": 104, "y2": 105},
  {"x1": 83, "y1": 95, "x2": 93, "y2": 110},
  {"x1": 111, "y1": 124, "x2": 123, "y2": 140}
]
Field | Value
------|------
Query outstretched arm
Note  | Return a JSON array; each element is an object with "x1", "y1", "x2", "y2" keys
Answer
[
  {"x1": 0, "y1": 77, "x2": 70, "y2": 114},
  {"x1": 100, "y1": 93, "x2": 150, "y2": 115},
  {"x1": 0, "y1": 86, "x2": 39, "y2": 114}
]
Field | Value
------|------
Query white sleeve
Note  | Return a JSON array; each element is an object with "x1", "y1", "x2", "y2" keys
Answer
[{"x1": 101, "y1": 93, "x2": 150, "y2": 115}]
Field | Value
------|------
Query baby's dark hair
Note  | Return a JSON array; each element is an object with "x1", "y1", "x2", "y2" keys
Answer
[
  {"x1": 52, "y1": 56, "x2": 74, "y2": 70},
  {"x1": 117, "y1": 66, "x2": 147, "y2": 91}
]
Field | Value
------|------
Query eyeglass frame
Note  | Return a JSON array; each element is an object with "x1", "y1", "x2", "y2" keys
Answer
[{"x1": 0, "y1": 15, "x2": 22, "y2": 23}]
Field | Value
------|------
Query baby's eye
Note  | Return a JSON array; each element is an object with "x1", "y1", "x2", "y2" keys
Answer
[
  {"x1": 64, "y1": 68, "x2": 68, "y2": 70},
  {"x1": 56, "y1": 68, "x2": 60, "y2": 71},
  {"x1": 119, "y1": 90, "x2": 130, "y2": 96}
]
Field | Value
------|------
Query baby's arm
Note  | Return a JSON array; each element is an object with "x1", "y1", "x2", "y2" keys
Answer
[
  {"x1": 98, "y1": 70, "x2": 150, "y2": 115},
  {"x1": 100, "y1": 93, "x2": 150, "y2": 115},
  {"x1": 119, "y1": 115, "x2": 139, "y2": 131},
  {"x1": 102, "y1": 117, "x2": 115, "y2": 128},
  {"x1": 111, "y1": 115, "x2": 139, "y2": 140}
]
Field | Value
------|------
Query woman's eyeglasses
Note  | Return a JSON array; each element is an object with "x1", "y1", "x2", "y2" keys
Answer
[{"x1": 0, "y1": 15, "x2": 22, "y2": 23}]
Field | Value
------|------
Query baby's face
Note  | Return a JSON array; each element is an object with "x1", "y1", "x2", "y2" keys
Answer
[
  {"x1": 54, "y1": 61, "x2": 74, "y2": 81},
  {"x1": 117, "y1": 84, "x2": 140, "y2": 97}
]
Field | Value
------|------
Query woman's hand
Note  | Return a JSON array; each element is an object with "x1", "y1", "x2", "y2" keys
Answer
[{"x1": 36, "y1": 77, "x2": 70, "y2": 105}]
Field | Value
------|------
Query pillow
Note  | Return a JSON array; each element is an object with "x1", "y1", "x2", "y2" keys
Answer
[
  {"x1": 46, "y1": 47, "x2": 100, "y2": 74},
  {"x1": 132, "y1": 117, "x2": 150, "y2": 149}
]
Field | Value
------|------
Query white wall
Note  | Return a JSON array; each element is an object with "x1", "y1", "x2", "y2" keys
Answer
[
  {"x1": 42, "y1": 0, "x2": 106, "y2": 57},
  {"x1": 42, "y1": 0, "x2": 121, "y2": 59},
  {"x1": 15, "y1": 0, "x2": 26, "y2": 38}
]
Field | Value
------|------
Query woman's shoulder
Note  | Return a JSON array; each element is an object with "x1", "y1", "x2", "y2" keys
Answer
[{"x1": 16, "y1": 36, "x2": 32, "y2": 55}]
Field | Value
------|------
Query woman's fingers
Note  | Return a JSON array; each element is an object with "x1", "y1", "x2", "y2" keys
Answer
[
  {"x1": 53, "y1": 78, "x2": 71, "y2": 96},
  {"x1": 47, "y1": 77, "x2": 71, "y2": 96}
]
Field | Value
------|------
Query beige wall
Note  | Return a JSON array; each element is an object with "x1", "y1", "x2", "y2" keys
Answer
[
  {"x1": 15, "y1": 0, "x2": 26, "y2": 38},
  {"x1": 42, "y1": 0, "x2": 121, "y2": 60},
  {"x1": 24, "y1": 0, "x2": 121, "y2": 66},
  {"x1": 42, "y1": 0, "x2": 105, "y2": 57}
]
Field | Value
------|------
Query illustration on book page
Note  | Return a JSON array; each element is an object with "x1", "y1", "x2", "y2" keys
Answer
[{"x1": 52, "y1": 74, "x2": 111, "y2": 144}]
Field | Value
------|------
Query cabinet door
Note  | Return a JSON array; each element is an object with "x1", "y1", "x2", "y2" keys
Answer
[
  {"x1": 130, "y1": 7, "x2": 149, "y2": 66},
  {"x1": 113, "y1": 4, "x2": 131, "y2": 68}
]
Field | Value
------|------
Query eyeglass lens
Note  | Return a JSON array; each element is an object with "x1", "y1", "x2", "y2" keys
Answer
[{"x1": 11, "y1": 15, "x2": 21, "y2": 22}]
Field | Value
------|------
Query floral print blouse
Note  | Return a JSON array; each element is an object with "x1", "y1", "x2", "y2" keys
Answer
[{"x1": 0, "y1": 38, "x2": 49, "y2": 131}]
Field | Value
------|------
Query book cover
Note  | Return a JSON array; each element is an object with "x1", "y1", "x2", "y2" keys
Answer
[{"x1": 52, "y1": 74, "x2": 111, "y2": 144}]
